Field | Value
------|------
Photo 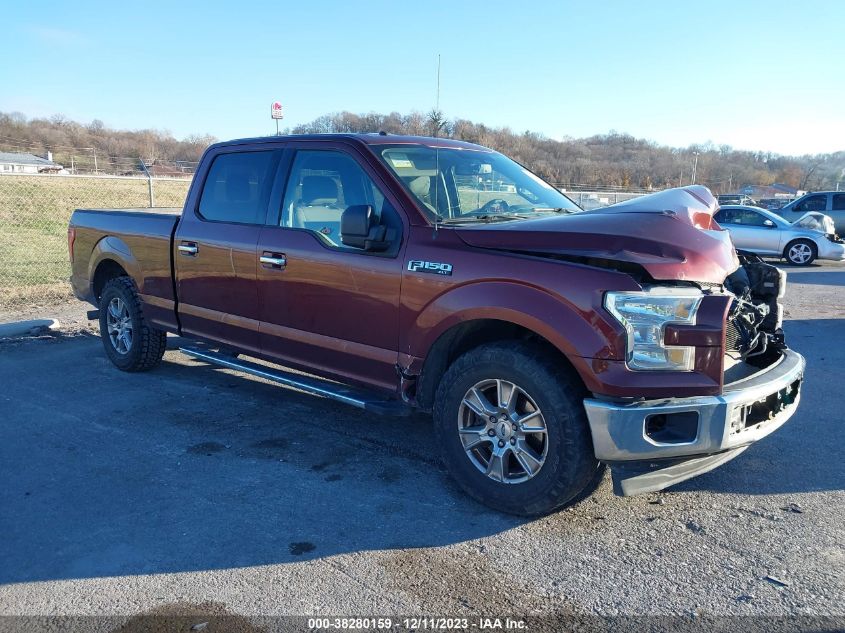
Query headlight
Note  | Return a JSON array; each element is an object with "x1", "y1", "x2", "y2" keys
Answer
[{"x1": 605, "y1": 289, "x2": 703, "y2": 371}]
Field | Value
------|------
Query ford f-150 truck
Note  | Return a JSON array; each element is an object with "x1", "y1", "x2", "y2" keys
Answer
[{"x1": 68, "y1": 134, "x2": 805, "y2": 516}]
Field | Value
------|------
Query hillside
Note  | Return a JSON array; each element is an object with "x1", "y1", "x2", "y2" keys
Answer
[
  {"x1": 291, "y1": 111, "x2": 845, "y2": 193},
  {"x1": 0, "y1": 112, "x2": 215, "y2": 176},
  {"x1": 2, "y1": 110, "x2": 842, "y2": 192}
]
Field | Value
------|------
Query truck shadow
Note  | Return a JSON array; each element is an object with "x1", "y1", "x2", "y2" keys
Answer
[
  {"x1": 676, "y1": 317, "x2": 844, "y2": 496},
  {"x1": 1, "y1": 335, "x2": 540, "y2": 585}
]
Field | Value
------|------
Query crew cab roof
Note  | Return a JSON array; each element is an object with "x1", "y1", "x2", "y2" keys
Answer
[{"x1": 208, "y1": 133, "x2": 491, "y2": 152}]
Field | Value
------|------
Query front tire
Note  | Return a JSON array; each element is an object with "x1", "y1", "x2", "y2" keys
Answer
[
  {"x1": 784, "y1": 239, "x2": 816, "y2": 266},
  {"x1": 433, "y1": 342, "x2": 598, "y2": 516},
  {"x1": 98, "y1": 277, "x2": 166, "y2": 372}
]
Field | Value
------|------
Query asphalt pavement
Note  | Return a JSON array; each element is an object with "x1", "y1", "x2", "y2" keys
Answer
[{"x1": 0, "y1": 262, "x2": 843, "y2": 627}]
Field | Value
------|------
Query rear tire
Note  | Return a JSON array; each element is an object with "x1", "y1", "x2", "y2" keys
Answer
[
  {"x1": 784, "y1": 239, "x2": 816, "y2": 266},
  {"x1": 98, "y1": 277, "x2": 166, "y2": 372},
  {"x1": 433, "y1": 341, "x2": 598, "y2": 516}
]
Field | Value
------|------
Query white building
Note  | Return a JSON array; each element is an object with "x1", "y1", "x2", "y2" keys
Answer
[{"x1": 0, "y1": 151, "x2": 64, "y2": 174}]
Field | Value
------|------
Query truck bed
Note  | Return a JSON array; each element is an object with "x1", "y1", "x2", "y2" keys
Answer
[{"x1": 69, "y1": 208, "x2": 181, "y2": 331}]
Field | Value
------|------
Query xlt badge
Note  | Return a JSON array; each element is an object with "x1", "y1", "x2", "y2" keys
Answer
[{"x1": 407, "y1": 260, "x2": 453, "y2": 276}]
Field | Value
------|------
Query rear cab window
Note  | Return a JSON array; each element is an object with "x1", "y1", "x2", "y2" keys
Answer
[{"x1": 198, "y1": 151, "x2": 278, "y2": 224}]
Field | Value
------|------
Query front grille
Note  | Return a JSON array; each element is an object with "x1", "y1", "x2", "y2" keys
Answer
[
  {"x1": 695, "y1": 281, "x2": 724, "y2": 292},
  {"x1": 726, "y1": 320, "x2": 741, "y2": 351}
]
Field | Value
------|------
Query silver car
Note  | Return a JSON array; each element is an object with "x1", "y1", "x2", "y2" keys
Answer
[{"x1": 714, "y1": 205, "x2": 845, "y2": 266}]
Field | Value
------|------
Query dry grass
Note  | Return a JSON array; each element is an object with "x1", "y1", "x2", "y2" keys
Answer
[{"x1": 0, "y1": 174, "x2": 191, "y2": 312}]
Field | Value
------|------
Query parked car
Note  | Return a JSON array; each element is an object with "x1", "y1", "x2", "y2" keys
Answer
[
  {"x1": 718, "y1": 193, "x2": 757, "y2": 206},
  {"x1": 714, "y1": 205, "x2": 845, "y2": 265},
  {"x1": 67, "y1": 134, "x2": 805, "y2": 516},
  {"x1": 773, "y1": 191, "x2": 845, "y2": 235}
]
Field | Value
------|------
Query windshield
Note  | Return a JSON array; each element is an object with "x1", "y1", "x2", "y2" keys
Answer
[{"x1": 375, "y1": 144, "x2": 580, "y2": 222}]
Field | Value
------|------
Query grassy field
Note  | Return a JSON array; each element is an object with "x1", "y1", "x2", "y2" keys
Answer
[{"x1": 0, "y1": 174, "x2": 191, "y2": 314}]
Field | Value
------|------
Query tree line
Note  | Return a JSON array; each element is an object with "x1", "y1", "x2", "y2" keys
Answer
[
  {"x1": 291, "y1": 111, "x2": 844, "y2": 193},
  {"x1": 2, "y1": 110, "x2": 842, "y2": 192},
  {"x1": 0, "y1": 112, "x2": 214, "y2": 175}
]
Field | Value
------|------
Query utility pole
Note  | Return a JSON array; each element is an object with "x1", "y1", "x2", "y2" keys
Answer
[
  {"x1": 89, "y1": 148, "x2": 98, "y2": 175},
  {"x1": 436, "y1": 53, "x2": 441, "y2": 111},
  {"x1": 691, "y1": 152, "x2": 700, "y2": 185}
]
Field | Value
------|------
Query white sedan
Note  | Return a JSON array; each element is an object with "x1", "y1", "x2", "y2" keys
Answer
[{"x1": 714, "y1": 205, "x2": 845, "y2": 266}]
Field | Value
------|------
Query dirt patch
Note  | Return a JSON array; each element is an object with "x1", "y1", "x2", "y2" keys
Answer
[
  {"x1": 380, "y1": 546, "x2": 577, "y2": 616},
  {"x1": 239, "y1": 437, "x2": 291, "y2": 460},
  {"x1": 377, "y1": 465, "x2": 403, "y2": 484},
  {"x1": 187, "y1": 442, "x2": 227, "y2": 456},
  {"x1": 109, "y1": 601, "x2": 264, "y2": 633},
  {"x1": 289, "y1": 541, "x2": 316, "y2": 556}
]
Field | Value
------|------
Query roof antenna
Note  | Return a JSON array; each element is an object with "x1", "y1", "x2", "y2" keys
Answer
[
  {"x1": 433, "y1": 53, "x2": 442, "y2": 237},
  {"x1": 436, "y1": 53, "x2": 441, "y2": 112}
]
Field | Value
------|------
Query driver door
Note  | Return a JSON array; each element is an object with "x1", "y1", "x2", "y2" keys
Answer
[
  {"x1": 727, "y1": 208, "x2": 783, "y2": 254},
  {"x1": 256, "y1": 144, "x2": 407, "y2": 391}
]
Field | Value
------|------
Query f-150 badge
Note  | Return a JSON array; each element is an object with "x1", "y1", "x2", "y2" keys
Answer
[{"x1": 407, "y1": 260, "x2": 453, "y2": 276}]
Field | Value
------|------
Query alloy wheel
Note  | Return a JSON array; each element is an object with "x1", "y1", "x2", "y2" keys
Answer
[
  {"x1": 106, "y1": 297, "x2": 133, "y2": 354},
  {"x1": 457, "y1": 378, "x2": 549, "y2": 484},
  {"x1": 788, "y1": 242, "x2": 813, "y2": 264}
]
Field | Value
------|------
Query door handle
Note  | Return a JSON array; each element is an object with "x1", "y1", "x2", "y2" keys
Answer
[
  {"x1": 260, "y1": 252, "x2": 287, "y2": 269},
  {"x1": 178, "y1": 242, "x2": 198, "y2": 256}
]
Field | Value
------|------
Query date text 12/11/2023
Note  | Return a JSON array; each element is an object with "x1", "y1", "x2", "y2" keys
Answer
[{"x1": 307, "y1": 617, "x2": 527, "y2": 630}]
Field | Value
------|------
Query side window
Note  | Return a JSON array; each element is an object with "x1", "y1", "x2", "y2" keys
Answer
[
  {"x1": 281, "y1": 150, "x2": 398, "y2": 248},
  {"x1": 832, "y1": 194, "x2": 845, "y2": 211},
  {"x1": 794, "y1": 194, "x2": 827, "y2": 213},
  {"x1": 715, "y1": 209, "x2": 734, "y2": 224},
  {"x1": 198, "y1": 151, "x2": 276, "y2": 224},
  {"x1": 732, "y1": 209, "x2": 768, "y2": 226}
]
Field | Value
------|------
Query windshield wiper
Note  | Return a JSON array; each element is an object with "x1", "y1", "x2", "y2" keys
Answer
[
  {"x1": 440, "y1": 213, "x2": 529, "y2": 224},
  {"x1": 529, "y1": 207, "x2": 572, "y2": 214}
]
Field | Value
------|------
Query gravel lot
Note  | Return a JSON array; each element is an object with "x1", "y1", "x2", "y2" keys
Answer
[{"x1": 0, "y1": 262, "x2": 843, "y2": 629}]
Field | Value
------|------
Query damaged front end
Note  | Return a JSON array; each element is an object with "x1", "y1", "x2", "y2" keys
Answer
[
  {"x1": 723, "y1": 251, "x2": 788, "y2": 378},
  {"x1": 584, "y1": 248, "x2": 805, "y2": 495},
  {"x1": 455, "y1": 185, "x2": 805, "y2": 495}
]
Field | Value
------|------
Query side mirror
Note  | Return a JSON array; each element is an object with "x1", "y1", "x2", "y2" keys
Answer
[
  {"x1": 763, "y1": 219, "x2": 775, "y2": 228},
  {"x1": 341, "y1": 205, "x2": 389, "y2": 251}
]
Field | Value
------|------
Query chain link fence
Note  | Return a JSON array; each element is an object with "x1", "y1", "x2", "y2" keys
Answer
[{"x1": 0, "y1": 173, "x2": 191, "y2": 318}]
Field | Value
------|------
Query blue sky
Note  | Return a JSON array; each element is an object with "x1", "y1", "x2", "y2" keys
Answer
[{"x1": 1, "y1": 0, "x2": 843, "y2": 155}]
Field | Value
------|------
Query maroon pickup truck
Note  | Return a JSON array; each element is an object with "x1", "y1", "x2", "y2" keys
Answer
[{"x1": 68, "y1": 134, "x2": 805, "y2": 515}]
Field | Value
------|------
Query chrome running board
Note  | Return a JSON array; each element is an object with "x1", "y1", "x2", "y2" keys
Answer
[{"x1": 180, "y1": 347, "x2": 410, "y2": 417}]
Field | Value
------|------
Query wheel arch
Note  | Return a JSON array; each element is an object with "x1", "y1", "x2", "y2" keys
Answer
[
  {"x1": 416, "y1": 317, "x2": 586, "y2": 411},
  {"x1": 406, "y1": 282, "x2": 624, "y2": 410},
  {"x1": 783, "y1": 237, "x2": 817, "y2": 264},
  {"x1": 87, "y1": 236, "x2": 141, "y2": 301},
  {"x1": 92, "y1": 259, "x2": 129, "y2": 301}
]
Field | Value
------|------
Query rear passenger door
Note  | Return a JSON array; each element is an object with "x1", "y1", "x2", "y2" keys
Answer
[
  {"x1": 256, "y1": 143, "x2": 407, "y2": 392},
  {"x1": 175, "y1": 147, "x2": 282, "y2": 354}
]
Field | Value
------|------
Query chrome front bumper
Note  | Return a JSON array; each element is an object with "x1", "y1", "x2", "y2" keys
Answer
[{"x1": 583, "y1": 349, "x2": 805, "y2": 495}]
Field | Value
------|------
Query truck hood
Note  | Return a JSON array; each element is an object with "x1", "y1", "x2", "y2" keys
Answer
[{"x1": 455, "y1": 186, "x2": 739, "y2": 284}]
